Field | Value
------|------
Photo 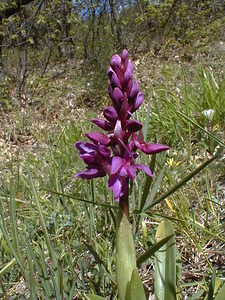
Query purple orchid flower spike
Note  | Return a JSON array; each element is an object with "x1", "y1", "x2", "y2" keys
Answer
[{"x1": 74, "y1": 49, "x2": 170, "y2": 210}]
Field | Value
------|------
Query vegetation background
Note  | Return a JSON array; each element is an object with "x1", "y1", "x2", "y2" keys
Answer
[{"x1": 0, "y1": 0, "x2": 224, "y2": 299}]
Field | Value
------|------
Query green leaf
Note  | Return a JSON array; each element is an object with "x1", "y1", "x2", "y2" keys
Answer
[
  {"x1": 139, "y1": 154, "x2": 156, "y2": 212},
  {"x1": 207, "y1": 269, "x2": 216, "y2": 300},
  {"x1": 137, "y1": 234, "x2": 173, "y2": 267},
  {"x1": 0, "y1": 258, "x2": 16, "y2": 276},
  {"x1": 142, "y1": 165, "x2": 166, "y2": 212},
  {"x1": 154, "y1": 220, "x2": 176, "y2": 300},
  {"x1": 126, "y1": 268, "x2": 146, "y2": 300},
  {"x1": 116, "y1": 209, "x2": 136, "y2": 300},
  {"x1": 85, "y1": 294, "x2": 105, "y2": 300},
  {"x1": 143, "y1": 100, "x2": 151, "y2": 140},
  {"x1": 189, "y1": 289, "x2": 205, "y2": 300},
  {"x1": 215, "y1": 283, "x2": 225, "y2": 300},
  {"x1": 84, "y1": 241, "x2": 116, "y2": 285}
]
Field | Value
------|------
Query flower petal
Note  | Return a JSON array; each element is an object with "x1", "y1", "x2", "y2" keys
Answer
[
  {"x1": 92, "y1": 118, "x2": 112, "y2": 131},
  {"x1": 121, "y1": 49, "x2": 129, "y2": 72},
  {"x1": 142, "y1": 143, "x2": 170, "y2": 154},
  {"x1": 110, "y1": 54, "x2": 123, "y2": 82},
  {"x1": 74, "y1": 166, "x2": 106, "y2": 180},
  {"x1": 121, "y1": 49, "x2": 129, "y2": 63},
  {"x1": 111, "y1": 73, "x2": 122, "y2": 89},
  {"x1": 97, "y1": 144, "x2": 111, "y2": 159},
  {"x1": 113, "y1": 87, "x2": 124, "y2": 105},
  {"x1": 126, "y1": 119, "x2": 142, "y2": 132},
  {"x1": 134, "y1": 137, "x2": 170, "y2": 154},
  {"x1": 123, "y1": 61, "x2": 133, "y2": 85},
  {"x1": 111, "y1": 156, "x2": 124, "y2": 175},
  {"x1": 125, "y1": 79, "x2": 133, "y2": 96},
  {"x1": 133, "y1": 92, "x2": 144, "y2": 111},
  {"x1": 108, "y1": 175, "x2": 127, "y2": 202},
  {"x1": 104, "y1": 106, "x2": 118, "y2": 123},
  {"x1": 86, "y1": 132, "x2": 110, "y2": 145},
  {"x1": 108, "y1": 175, "x2": 122, "y2": 201},
  {"x1": 79, "y1": 153, "x2": 96, "y2": 165},
  {"x1": 136, "y1": 164, "x2": 153, "y2": 177},
  {"x1": 75, "y1": 142, "x2": 96, "y2": 154},
  {"x1": 114, "y1": 120, "x2": 123, "y2": 139},
  {"x1": 107, "y1": 66, "x2": 114, "y2": 78},
  {"x1": 124, "y1": 165, "x2": 137, "y2": 179},
  {"x1": 110, "y1": 54, "x2": 121, "y2": 68},
  {"x1": 129, "y1": 80, "x2": 139, "y2": 100}
]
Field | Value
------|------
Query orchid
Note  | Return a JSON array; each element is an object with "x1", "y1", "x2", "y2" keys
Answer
[{"x1": 74, "y1": 49, "x2": 169, "y2": 203}]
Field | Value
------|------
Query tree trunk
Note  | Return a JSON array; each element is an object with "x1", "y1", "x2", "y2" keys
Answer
[{"x1": 0, "y1": 0, "x2": 35, "y2": 82}]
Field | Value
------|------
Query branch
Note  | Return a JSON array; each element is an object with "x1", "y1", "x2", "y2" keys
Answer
[{"x1": 0, "y1": 0, "x2": 35, "y2": 20}]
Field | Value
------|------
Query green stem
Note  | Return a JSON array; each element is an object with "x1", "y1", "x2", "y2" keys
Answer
[{"x1": 119, "y1": 179, "x2": 129, "y2": 221}]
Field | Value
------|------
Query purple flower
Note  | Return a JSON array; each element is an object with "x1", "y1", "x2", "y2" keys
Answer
[
  {"x1": 107, "y1": 156, "x2": 153, "y2": 202},
  {"x1": 74, "y1": 49, "x2": 170, "y2": 202},
  {"x1": 74, "y1": 142, "x2": 110, "y2": 179}
]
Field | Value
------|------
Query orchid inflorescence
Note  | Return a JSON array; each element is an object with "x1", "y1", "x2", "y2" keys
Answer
[{"x1": 75, "y1": 49, "x2": 169, "y2": 202}]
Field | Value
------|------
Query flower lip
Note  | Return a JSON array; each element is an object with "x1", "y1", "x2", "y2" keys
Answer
[
  {"x1": 75, "y1": 141, "x2": 96, "y2": 153},
  {"x1": 133, "y1": 134, "x2": 170, "y2": 154},
  {"x1": 74, "y1": 166, "x2": 106, "y2": 180},
  {"x1": 111, "y1": 156, "x2": 123, "y2": 175},
  {"x1": 108, "y1": 175, "x2": 127, "y2": 202}
]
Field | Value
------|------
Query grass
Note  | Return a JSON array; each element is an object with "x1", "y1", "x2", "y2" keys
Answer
[{"x1": 0, "y1": 43, "x2": 224, "y2": 299}]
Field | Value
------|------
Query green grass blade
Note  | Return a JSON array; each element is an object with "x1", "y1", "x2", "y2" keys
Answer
[
  {"x1": 0, "y1": 258, "x2": 16, "y2": 276},
  {"x1": 143, "y1": 100, "x2": 151, "y2": 140},
  {"x1": 146, "y1": 154, "x2": 219, "y2": 210},
  {"x1": 137, "y1": 234, "x2": 173, "y2": 267},
  {"x1": 142, "y1": 165, "x2": 166, "y2": 212},
  {"x1": 42, "y1": 188, "x2": 118, "y2": 210},
  {"x1": 9, "y1": 180, "x2": 20, "y2": 258},
  {"x1": 0, "y1": 211, "x2": 24, "y2": 275},
  {"x1": 29, "y1": 176, "x2": 61, "y2": 298},
  {"x1": 84, "y1": 294, "x2": 105, "y2": 300},
  {"x1": 68, "y1": 280, "x2": 76, "y2": 300},
  {"x1": 207, "y1": 269, "x2": 216, "y2": 300},
  {"x1": 25, "y1": 240, "x2": 52, "y2": 297},
  {"x1": 178, "y1": 111, "x2": 225, "y2": 147}
]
